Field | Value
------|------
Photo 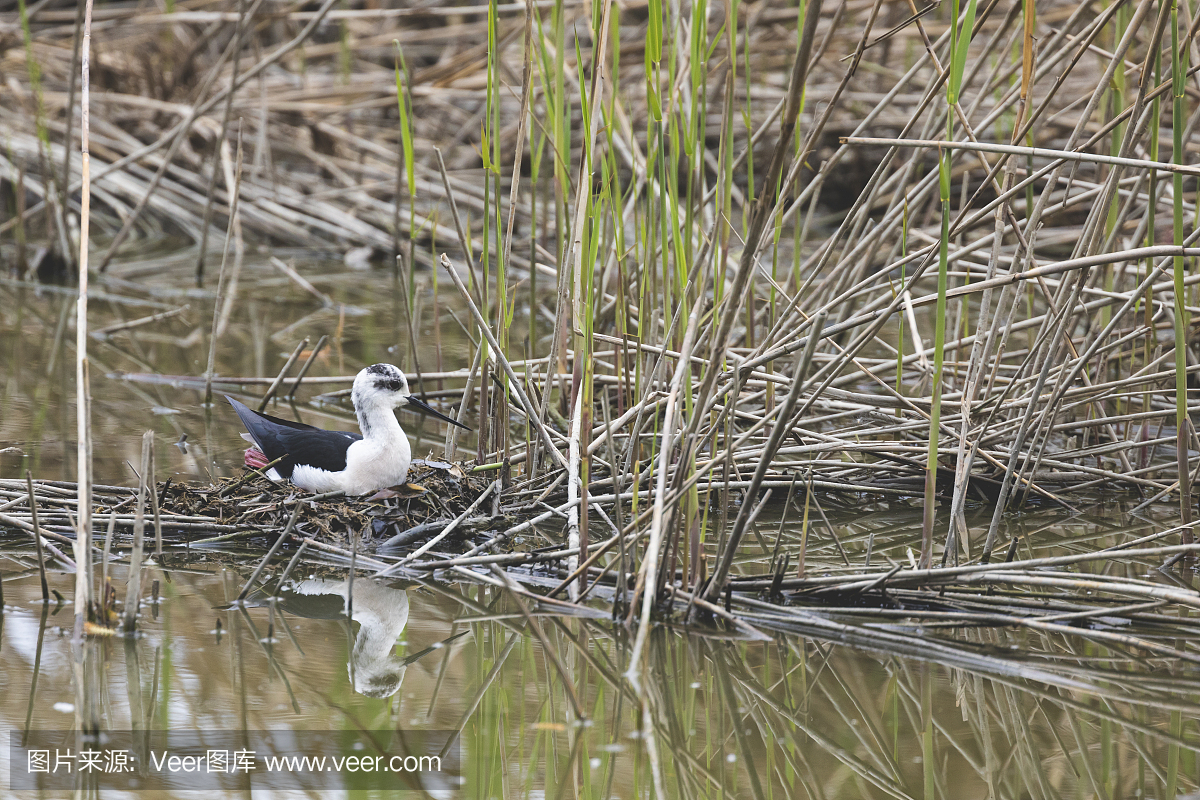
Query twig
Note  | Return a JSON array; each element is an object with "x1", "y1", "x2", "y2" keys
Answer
[
  {"x1": 204, "y1": 130, "x2": 244, "y2": 407},
  {"x1": 842, "y1": 135, "x2": 1200, "y2": 176},
  {"x1": 90, "y1": 305, "x2": 190, "y2": 338},
  {"x1": 257, "y1": 338, "x2": 309, "y2": 412},
  {"x1": 269, "y1": 256, "x2": 336, "y2": 307},
  {"x1": 26, "y1": 471, "x2": 48, "y2": 602},
  {"x1": 286, "y1": 335, "x2": 328, "y2": 399},
  {"x1": 237, "y1": 502, "x2": 302, "y2": 601},
  {"x1": 373, "y1": 479, "x2": 499, "y2": 576},
  {"x1": 122, "y1": 431, "x2": 153, "y2": 633}
]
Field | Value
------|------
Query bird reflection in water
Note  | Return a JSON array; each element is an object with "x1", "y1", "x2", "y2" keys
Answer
[{"x1": 266, "y1": 577, "x2": 464, "y2": 698}]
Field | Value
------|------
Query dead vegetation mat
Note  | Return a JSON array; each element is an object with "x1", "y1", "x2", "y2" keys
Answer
[{"x1": 164, "y1": 460, "x2": 505, "y2": 554}]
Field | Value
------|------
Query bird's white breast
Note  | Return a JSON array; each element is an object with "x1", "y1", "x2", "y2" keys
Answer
[{"x1": 290, "y1": 434, "x2": 413, "y2": 495}]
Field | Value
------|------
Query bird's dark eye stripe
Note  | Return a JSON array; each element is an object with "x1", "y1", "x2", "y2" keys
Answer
[{"x1": 375, "y1": 379, "x2": 404, "y2": 392}]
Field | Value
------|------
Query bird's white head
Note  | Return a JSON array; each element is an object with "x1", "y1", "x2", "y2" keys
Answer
[
  {"x1": 351, "y1": 362, "x2": 470, "y2": 436},
  {"x1": 352, "y1": 363, "x2": 411, "y2": 410}
]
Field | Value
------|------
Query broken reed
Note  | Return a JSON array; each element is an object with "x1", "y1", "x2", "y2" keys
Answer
[{"x1": 7, "y1": 0, "x2": 1200, "y2": 636}]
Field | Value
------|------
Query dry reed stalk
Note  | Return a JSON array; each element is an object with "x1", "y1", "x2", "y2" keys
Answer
[
  {"x1": 627, "y1": 274, "x2": 710, "y2": 667},
  {"x1": 237, "y1": 502, "x2": 303, "y2": 601},
  {"x1": 100, "y1": 505, "x2": 116, "y2": 590},
  {"x1": 72, "y1": 0, "x2": 95, "y2": 642},
  {"x1": 441, "y1": 253, "x2": 568, "y2": 470},
  {"x1": 257, "y1": 338, "x2": 309, "y2": 411},
  {"x1": 394, "y1": 254, "x2": 425, "y2": 390},
  {"x1": 286, "y1": 335, "x2": 329, "y2": 399},
  {"x1": 121, "y1": 431, "x2": 152, "y2": 633},
  {"x1": 148, "y1": 438, "x2": 161, "y2": 558},
  {"x1": 204, "y1": 132, "x2": 244, "y2": 408},
  {"x1": 197, "y1": 0, "x2": 253, "y2": 285},
  {"x1": 375, "y1": 479, "x2": 499, "y2": 574},
  {"x1": 25, "y1": 471, "x2": 48, "y2": 602},
  {"x1": 701, "y1": 310, "x2": 826, "y2": 604}
]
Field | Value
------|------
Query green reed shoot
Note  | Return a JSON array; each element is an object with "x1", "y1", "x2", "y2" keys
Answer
[
  {"x1": 338, "y1": 11, "x2": 351, "y2": 84},
  {"x1": 924, "y1": 147, "x2": 951, "y2": 567},
  {"x1": 1101, "y1": 0, "x2": 1130, "y2": 332},
  {"x1": 924, "y1": 0, "x2": 976, "y2": 567},
  {"x1": 896, "y1": 203, "x2": 908, "y2": 402},
  {"x1": 17, "y1": 0, "x2": 49, "y2": 150},
  {"x1": 1171, "y1": 0, "x2": 1192, "y2": 541},
  {"x1": 922, "y1": 663, "x2": 935, "y2": 800},
  {"x1": 1167, "y1": 707, "x2": 1182, "y2": 797},
  {"x1": 486, "y1": 0, "x2": 512, "y2": 434},
  {"x1": 393, "y1": 43, "x2": 415, "y2": 203},
  {"x1": 529, "y1": 107, "x2": 544, "y2": 347},
  {"x1": 394, "y1": 41, "x2": 417, "y2": 304},
  {"x1": 1143, "y1": 35, "x2": 1161, "y2": 466}
]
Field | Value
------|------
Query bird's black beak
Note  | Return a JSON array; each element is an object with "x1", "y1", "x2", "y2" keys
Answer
[{"x1": 406, "y1": 396, "x2": 471, "y2": 430}]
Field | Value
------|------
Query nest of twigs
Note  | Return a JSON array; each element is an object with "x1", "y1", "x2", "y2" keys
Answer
[{"x1": 164, "y1": 460, "x2": 500, "y2": 553}]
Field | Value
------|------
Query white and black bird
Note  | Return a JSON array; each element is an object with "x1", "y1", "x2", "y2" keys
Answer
[{"x1": 228, "y1": 363, "x2": 469, "y2": 495}]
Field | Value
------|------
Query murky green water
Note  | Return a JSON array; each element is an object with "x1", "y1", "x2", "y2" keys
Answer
[{"x1": 1, "y1": 258, "x2": 1199, "y2": 797}]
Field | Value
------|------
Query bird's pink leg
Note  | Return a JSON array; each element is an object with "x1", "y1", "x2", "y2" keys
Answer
[{"x1": 245, "y1": 447, "x2": 269, "y2": 470}]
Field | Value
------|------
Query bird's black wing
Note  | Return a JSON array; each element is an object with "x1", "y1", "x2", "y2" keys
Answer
[{"x1": 227, "y1": 396, "x2": 362, "y2": 478}]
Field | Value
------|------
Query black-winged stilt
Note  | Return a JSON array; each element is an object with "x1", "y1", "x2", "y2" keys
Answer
[{"x1": 227, "y1": 363, "x2": 469, "y2": 495}]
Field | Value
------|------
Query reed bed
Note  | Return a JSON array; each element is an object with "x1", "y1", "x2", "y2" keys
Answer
[{"x1": 5, "y1": 0, "x2": 1200, "y2": 666}]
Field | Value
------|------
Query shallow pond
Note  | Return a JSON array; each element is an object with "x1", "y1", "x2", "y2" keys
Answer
[{"x1": 1, "y1": 256, "x2": 1198, "y2": 797}]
